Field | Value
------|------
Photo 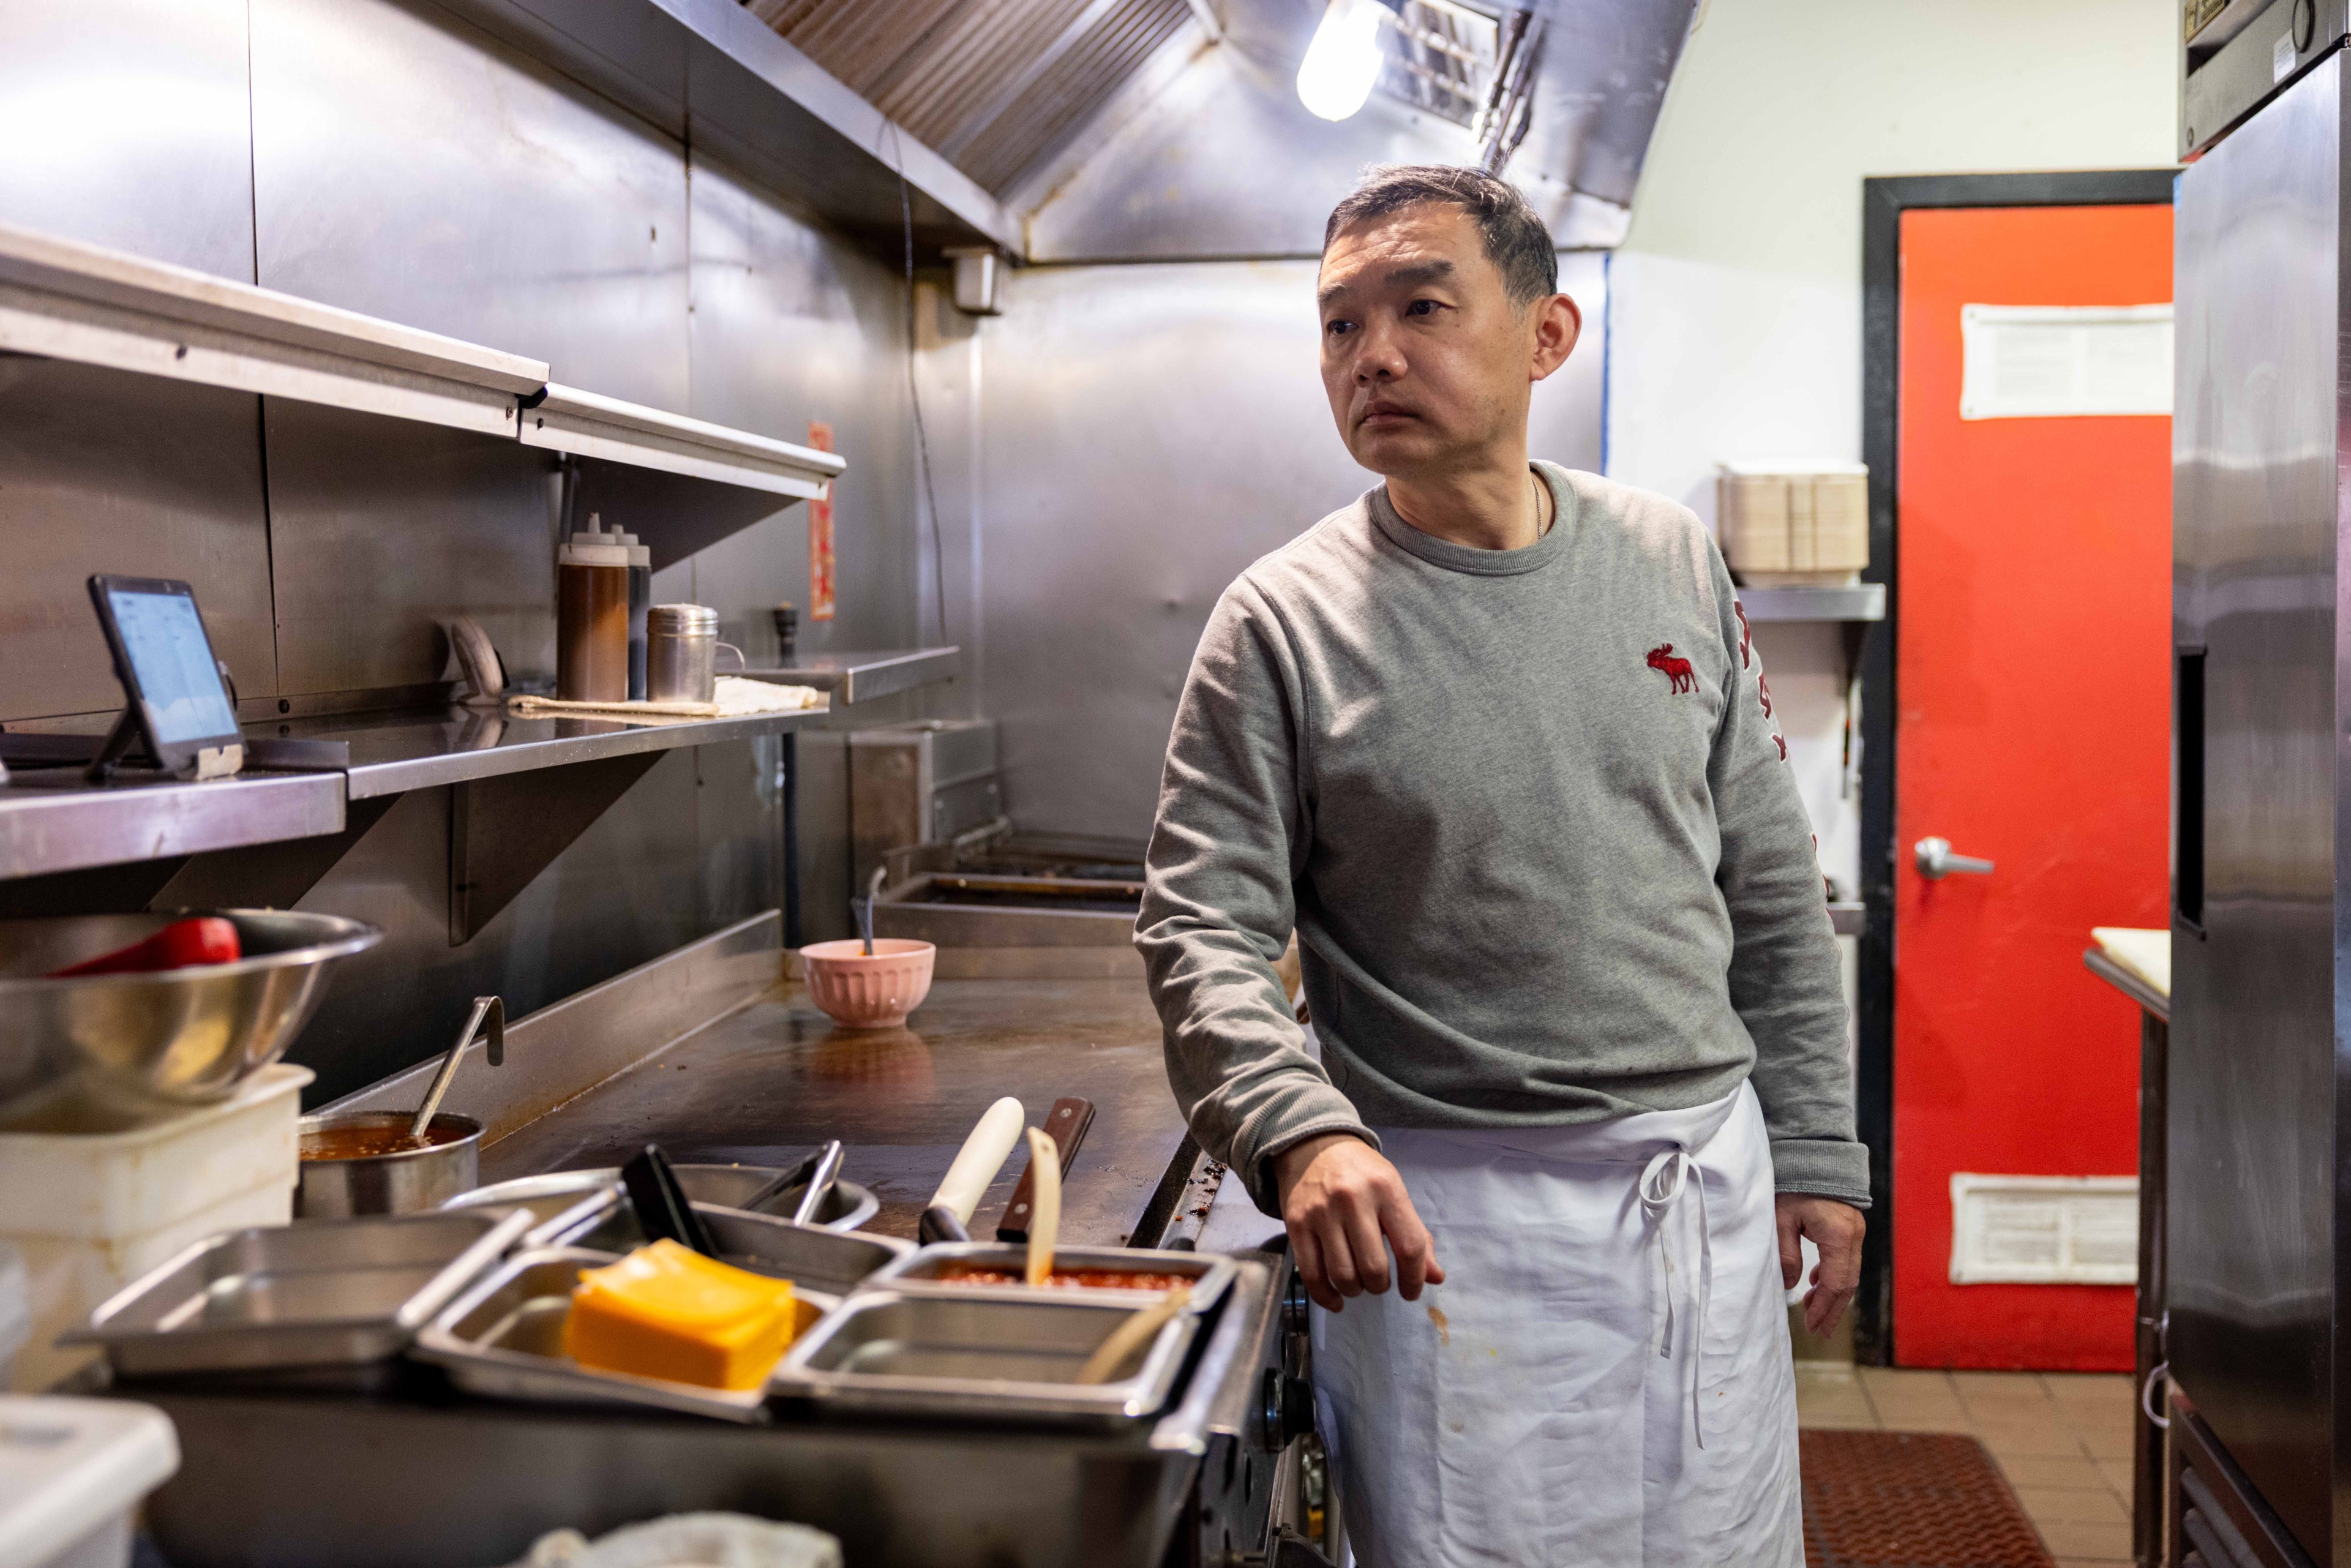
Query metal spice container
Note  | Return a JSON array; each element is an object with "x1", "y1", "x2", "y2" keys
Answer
[{"x1": 645, "y1": 604, "x2": 742, "y2": 703}]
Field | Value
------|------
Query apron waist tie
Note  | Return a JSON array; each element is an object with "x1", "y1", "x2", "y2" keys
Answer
[{"x1": 1639, "y1": 1147, "x2": 1712, "y2": 1450}]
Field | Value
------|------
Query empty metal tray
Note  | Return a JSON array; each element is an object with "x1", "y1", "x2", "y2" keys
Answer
[
  {"x1": 554, "y1": 1201, "x2": 908, "y2": 1296},
  {"x1": 865, "y1": 1244, "x2": 1235, "y2": 1313},
  {"x1": 411, "y1": 1247, "x2": 835, "y2": 1424},
  {"x1": 442, "y1": 1171, "x2": 626, "y2": 1248},
  {"x1": 774, "y1": 1288, "x2": 1197, "y2": 1422},
  {"x1": 66, "y1": 1209, "x2": 534, "y2": 1377}
]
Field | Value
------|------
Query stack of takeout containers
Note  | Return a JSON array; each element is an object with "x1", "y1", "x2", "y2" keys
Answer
[{"x1": 0, "y1": 1063, "x2": 309, "y2": 1390}]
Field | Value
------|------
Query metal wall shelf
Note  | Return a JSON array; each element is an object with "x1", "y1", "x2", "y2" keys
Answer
[
  {"x1": 1737, "y1": 583, "x2": 1886, "y2": 623},
  {"x1": 0, "y1": 770, "x2": 345, "y2": 883},
  {"x1": 0, "y1": 222, "x2": 845, "y2": 500},
  {"x1": 0, "y1": 222, "x2": 545, "y2": 438},
  {"x1": 738, "y1": 648, "x2": 961, "y2": 705},
  {"x1": 522, "y1": 384, "x2": 841, "y2": 499},
  {"x1": 0, "y1": 705, "x2": 825, "y2": 882},
  {"x1": 309, "y1": 703, "x2": 829, "y2": 800}
]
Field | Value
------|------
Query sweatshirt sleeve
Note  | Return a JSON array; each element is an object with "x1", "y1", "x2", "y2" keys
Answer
[
  {"x1": 1704, "y1": 547, "x2": 1871, "y2": 1207},
  {"x1": 1136, "y1": 579, "x2": 1376, "y2": 1215}
]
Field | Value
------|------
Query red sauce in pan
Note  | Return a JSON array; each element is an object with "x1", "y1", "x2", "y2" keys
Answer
[
  {"x1": 937, "y1": 1264, "x2": 1192, "y2": 1292},
  {"x1": 299, "y1": 1122, "x2": 467, "y2": 1161}
]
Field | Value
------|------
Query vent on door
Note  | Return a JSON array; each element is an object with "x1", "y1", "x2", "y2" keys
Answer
[{"x1": 1948, "y1": 1174, "x2": 2137, "y2": 1285}]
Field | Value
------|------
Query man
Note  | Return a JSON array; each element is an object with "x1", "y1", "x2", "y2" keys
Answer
[{"x1": 1136, "y1": 165, "x2": 1866, "y2": 1565}]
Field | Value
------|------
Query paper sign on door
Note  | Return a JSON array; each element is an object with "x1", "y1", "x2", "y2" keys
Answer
[
  {"x1": 1959, "y1": 304, "x2": 2172, "y2": 420},
  {"x1": 808, "y1": 421, "x2": 835, "y2": 621}
]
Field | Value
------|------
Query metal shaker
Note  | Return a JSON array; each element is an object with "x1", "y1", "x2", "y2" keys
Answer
[{"x1": 645, "y1": 604, "x2": 744, "y2": 703}]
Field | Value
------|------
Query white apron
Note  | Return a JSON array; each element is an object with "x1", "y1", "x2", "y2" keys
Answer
[{"x1": 1310, "y1": 1081, "x2": 1802, "y2": 1567}]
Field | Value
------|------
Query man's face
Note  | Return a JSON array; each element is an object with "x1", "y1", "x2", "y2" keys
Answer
[{"x1": 1316, "y1": 203, "x2": 1579, "y2": 480}]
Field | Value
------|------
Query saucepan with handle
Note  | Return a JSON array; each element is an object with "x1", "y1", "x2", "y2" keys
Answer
[{"x1": 296, "y1": 997, "x2": 503, "y2": 1217}]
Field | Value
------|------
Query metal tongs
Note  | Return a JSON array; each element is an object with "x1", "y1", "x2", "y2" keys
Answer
[{"x1": 621, "y1": 1142, "x2": 718, "y2": 1257}]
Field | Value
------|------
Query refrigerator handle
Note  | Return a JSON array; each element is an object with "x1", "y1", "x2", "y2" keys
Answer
[{"x1": 2177, "y1": 647, "x2": 2205, "y2": 936}]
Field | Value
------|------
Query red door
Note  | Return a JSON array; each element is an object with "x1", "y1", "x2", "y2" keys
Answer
[{"x1": 1892, "y1": 204, "x2": 2172, "y2": 1370}]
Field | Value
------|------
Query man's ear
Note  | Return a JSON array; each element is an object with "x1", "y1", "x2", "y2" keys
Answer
[{"x1": 1529, "y1": 293, "x2": 1581, "y2": 382}]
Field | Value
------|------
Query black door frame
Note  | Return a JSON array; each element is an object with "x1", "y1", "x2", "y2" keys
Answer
[{"x1": 1854, "y1": 168, "x2": 2177, "y2": 1364}]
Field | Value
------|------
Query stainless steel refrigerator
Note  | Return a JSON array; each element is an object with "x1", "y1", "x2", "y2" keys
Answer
[{"x1": 2174, "y1": 4, "x2": 2351, "y2": 1563}]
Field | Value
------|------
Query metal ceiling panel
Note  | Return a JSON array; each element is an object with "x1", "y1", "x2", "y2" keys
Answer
[
  {"x1": 750, "y1": 0, "x2": 1194, "y2": 198},
  {"x1": 1014, "y1": 0, "x2": 1684, "y2": 260}
]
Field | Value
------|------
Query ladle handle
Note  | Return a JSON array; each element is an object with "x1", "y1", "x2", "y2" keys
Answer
[{"x1": 410, "y1": 995, "x2": 503, "y2": 1142}]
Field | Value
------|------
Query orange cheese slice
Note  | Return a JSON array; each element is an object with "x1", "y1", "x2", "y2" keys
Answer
[{"x1": 561, "y1": 1239, "x2": 798, "y2": 1390}]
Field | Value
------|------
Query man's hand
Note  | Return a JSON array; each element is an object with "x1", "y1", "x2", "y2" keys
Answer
[
  {"x1": 1777, "y1": 1195, "x2": 1865, "y2": 1337},
  {"x1": 1275, "y1": 1134, "x2": 1445, "y2": 1312}
]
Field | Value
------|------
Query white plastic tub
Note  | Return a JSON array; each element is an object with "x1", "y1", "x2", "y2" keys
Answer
[
  {"x1": 0, "y1": 1065, "x2": 309, "y2": 1390},
  {"x1": 0, "y1": 1395, "x2": 178, "y2": 1568}
]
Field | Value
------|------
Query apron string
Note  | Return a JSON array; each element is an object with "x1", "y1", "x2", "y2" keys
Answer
[{"x1": 1639, "y1": 1147, "x2": 1713, "y2": 1450}]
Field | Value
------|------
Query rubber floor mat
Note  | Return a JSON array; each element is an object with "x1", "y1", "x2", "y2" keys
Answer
[{"x1": 1801, "y1": 1430, "x2": 2056, "y2": 1568}]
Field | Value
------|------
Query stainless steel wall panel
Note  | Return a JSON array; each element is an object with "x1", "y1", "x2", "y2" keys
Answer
[
  {"x1": 0, "y1": 0, "x2": 919, "y2": 1111},
  {"x1": 684, "y1": 153, "x2": 923, "y2": 659},
  {"x1": 0, "y1": 0, "x2": 257, "y2": 280},
  {"x1": 284, "y1": 753, "x2": 708, "y2": 1103},
  {"x1": 261, "y1": 399, "x2": 560, "y2": 697},
  {"x1": 2170, "y1": 54, "x2": 2341, "y2": 1562},
  {"x1": 250, "y1": 0, "x2": 690, "y2": 411},
  {"x1": 973, "y1": 253, "x2": 1603, "y2": 841},
  {"x1": 0, "y1": 359, "x2": 275, "y2": 721}
]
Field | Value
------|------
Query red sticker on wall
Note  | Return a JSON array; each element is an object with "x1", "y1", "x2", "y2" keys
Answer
[{"x1": 808, "y1": 420, "x2": 835, "y2": 622}]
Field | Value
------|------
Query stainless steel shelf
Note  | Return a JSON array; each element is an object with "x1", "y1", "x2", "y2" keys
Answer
[
  {"x1": 522, "y1": 384, "x2": 841, "y2": 499},
  {"x1": 0, "y1": 221, "x2": 545, "y2": 438},
  {"x1": 273, "y1": 703, "x2": 830, "y2": 801},
  {"x1": 0, "y1": 702, "x2": 828, "y2": 887},
  {"x1": 2085, "y1": 946, "x2": 2169, "y2": 1023},
  {"x1": 0, "y1": 222, "x2": 844, "y2": 501},
  {"x1": 0, "y1": 770, "x2": 345, "y2": 881},
  {"x1": 1737, "y1": 583, "x2": 1886, "y2": 623},
  {"x1": 737, "y1": 647, "x2": 960, "y2": 704}
]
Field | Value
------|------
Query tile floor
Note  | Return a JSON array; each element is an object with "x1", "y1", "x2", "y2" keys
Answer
[{"x1": 1795, "y1": 1366, "x2": 2138, "y2": 1567}]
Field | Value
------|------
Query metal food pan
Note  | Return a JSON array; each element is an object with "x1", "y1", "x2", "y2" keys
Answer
[
  {"x1": 670, "y1": 1163, "x2": 883, "y2": 1232},
  {"x1": 443, "y1": 1172, "x2": 626, "y2": 1248},
  {"x1": 864, "y1": 1244, "x2": 1235, "y2": 1313},
  {"x1": 64, "y1": 1209, "x2": 533, "y2": 1377},
  {"x1": 553, "y1": 1202, "x2": 908, "y2": 1296},
  {"x1": 471, "y1": 1166, "x2": 882, "y2": 1237},
  {"x1": 774, "y1": 1288, "x2": 1196, "y2": 1422},
  {"x1": 411, "y1": 1247, "x2": 836, "y2": 1425}
]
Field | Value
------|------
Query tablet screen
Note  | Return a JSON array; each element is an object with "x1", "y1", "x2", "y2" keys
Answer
[{"x1": 106, "y1": 587, "x2": 238, "y2": 743}]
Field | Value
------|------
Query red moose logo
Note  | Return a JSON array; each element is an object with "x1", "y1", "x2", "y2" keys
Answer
[{"x1": 1646, "y1": 643, "x2": 1695, "y2": 694}]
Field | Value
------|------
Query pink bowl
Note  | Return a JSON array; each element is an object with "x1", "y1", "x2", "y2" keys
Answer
[{"x1": 800, "y1": 939, "x2": 936, "y2": 1029}]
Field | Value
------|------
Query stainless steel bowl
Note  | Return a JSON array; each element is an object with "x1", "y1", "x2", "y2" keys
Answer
[{"x1": 0, "y1": 910, "x2": 381, "y2": 1122}]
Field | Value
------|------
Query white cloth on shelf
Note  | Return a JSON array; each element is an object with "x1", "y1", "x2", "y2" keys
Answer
[
  {"x1": 1311, "y1": 1081, "x2": 1803, "y2": 1568},
  {"x1": 506, "y1": 678, "x2": 825, "y2": 723}
]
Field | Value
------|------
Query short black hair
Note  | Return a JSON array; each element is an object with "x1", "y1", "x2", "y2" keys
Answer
[{"x1": 1323, "y1": 165, "x2": 1558, "y2": 307}]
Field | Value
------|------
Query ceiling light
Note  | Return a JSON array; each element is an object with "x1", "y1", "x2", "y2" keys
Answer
[{"x1": 1297, "y1": 0, "x2": 1387, "y2": 122}]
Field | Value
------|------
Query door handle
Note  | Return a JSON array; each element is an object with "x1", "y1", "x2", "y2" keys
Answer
[{"x1": 1914, "y1": 836, "x2": 1993, "y2": 879}]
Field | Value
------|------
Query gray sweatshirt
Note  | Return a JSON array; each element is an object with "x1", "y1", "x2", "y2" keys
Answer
[{"x1": 1137, "y1": 463, "x2": 1866, "y2": 1214}]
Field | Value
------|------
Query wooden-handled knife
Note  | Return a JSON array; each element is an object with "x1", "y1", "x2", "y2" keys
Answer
[{"x1": 997, "y1": 1097, "x2": 1097, "y2": 1242}]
